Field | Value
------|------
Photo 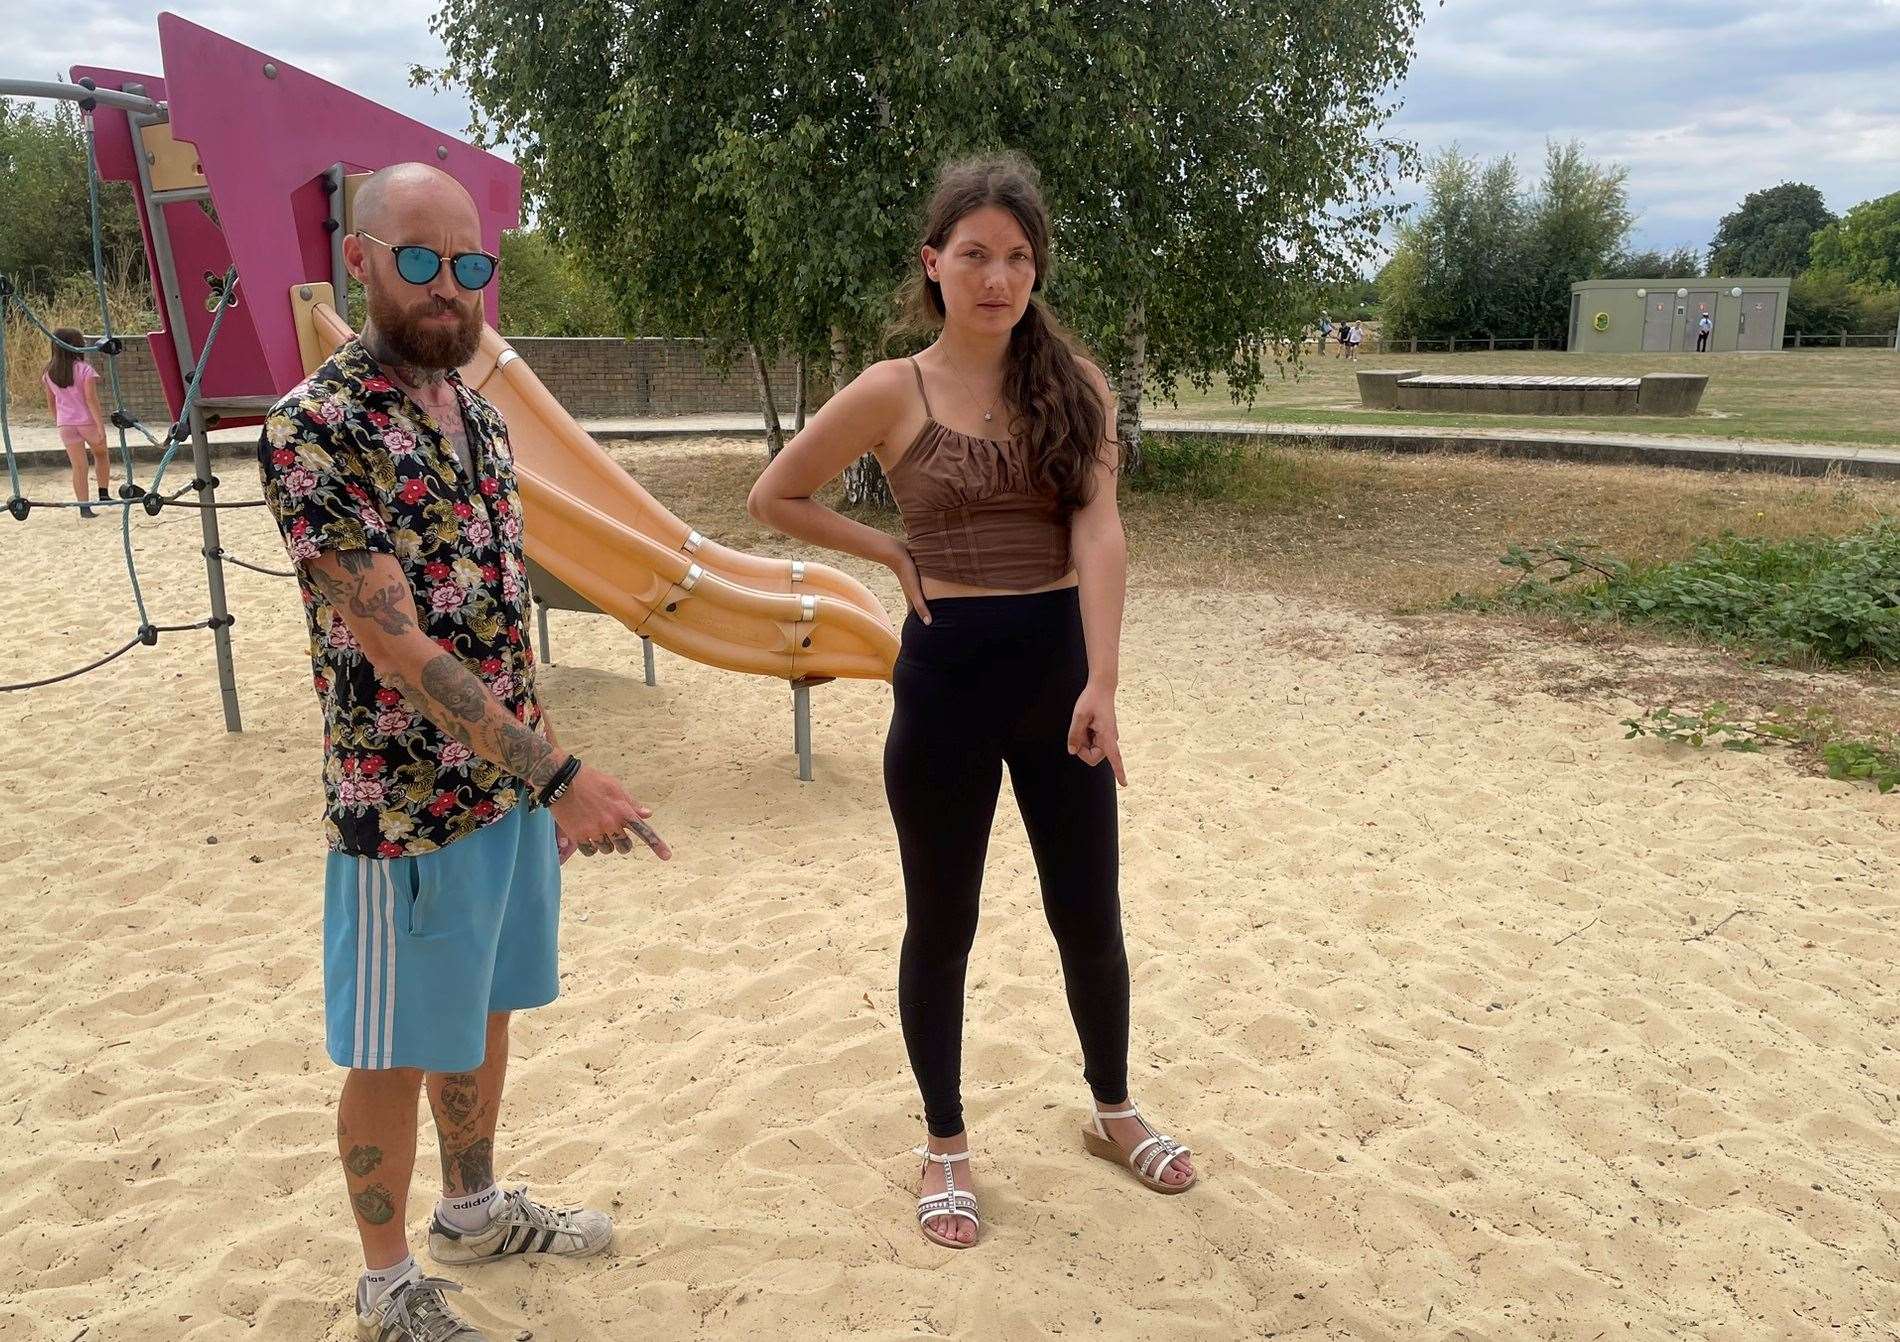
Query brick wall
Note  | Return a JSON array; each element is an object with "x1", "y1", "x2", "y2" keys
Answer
[
  {"x1": 508, "y1": 336, "x2": 821, "y2": 418},
  {"x1": 81, "y1": 334, "x2": 817, "y2": 426},
  {"x1": 81, "y1": 339, "x2": 171, "y2": 426}
]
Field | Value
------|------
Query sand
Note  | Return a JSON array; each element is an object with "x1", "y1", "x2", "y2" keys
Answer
[{"x1": 1, "y1": 451, "x2": 1897, "y2": 1341}]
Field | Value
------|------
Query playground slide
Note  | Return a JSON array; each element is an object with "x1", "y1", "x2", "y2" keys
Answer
[{"x1": 299, "y1": 296, "x2": 898, "y2": 683}]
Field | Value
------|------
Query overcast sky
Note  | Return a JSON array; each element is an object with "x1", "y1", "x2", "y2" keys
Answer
[{"x1": 10, "y1": 1, "x2": 1898, "y2": 262}]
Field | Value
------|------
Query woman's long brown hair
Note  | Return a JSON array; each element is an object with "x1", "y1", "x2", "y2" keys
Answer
[
  {"x1": 895, "y1": 153, "x2": 1108, "y2": 513},
  {"x1": 45, "y1": 328, "x2": 83, "y2": 389}
]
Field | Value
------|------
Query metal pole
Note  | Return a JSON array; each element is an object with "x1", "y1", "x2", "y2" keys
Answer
[
  {"x1": 126, "y1": 99, "x2": 200, "y2": 386},
  {"x1": 325, "y1": 164, "x2": 350, "y2": 327},
  {"x1": 641, "y1": 636, "x2": 656, "y2": 687},
  {"x1": 535, "y1": 601, "x2": 551, "y2": 665},
  {"x1": 0, "y1": 78, "x2": 164, "y2": 116},
  {"x1": 191, "y1": 405, "x2": 242, "y2": 732},
  {"x1": 792, "y1": 680, "x2": 813, "y2": 782}
]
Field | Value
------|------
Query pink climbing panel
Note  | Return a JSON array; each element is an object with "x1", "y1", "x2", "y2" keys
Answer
[
  {"x1": 154, "y1": 13, "x2": 521, "y2": 399},
  {"x1": 69, "y1": 63, "x2": 272, "y2": 423}
]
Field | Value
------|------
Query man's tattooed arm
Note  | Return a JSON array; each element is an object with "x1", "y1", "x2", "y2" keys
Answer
[
  {"x1": 410, "y1": 653, "x2": 558, "y2": 791},
  {"x1": 304, "y1": 548, "x2": 562, "y2": 792},
  {"x1": 306, "y1": 548, "x2": 417, "y2": 639}
]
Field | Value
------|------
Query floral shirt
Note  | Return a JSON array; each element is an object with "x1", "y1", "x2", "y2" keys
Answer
[{"x1": 258, "y1": 337, "x2": 543, "y2": 858}]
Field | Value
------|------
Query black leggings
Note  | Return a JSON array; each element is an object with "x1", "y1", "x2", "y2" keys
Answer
[{"x1": 884, "y1": 586, "x2": 1128, "y2": 1138}]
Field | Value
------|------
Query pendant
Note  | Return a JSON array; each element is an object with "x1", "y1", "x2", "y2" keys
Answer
[{"x1": 983, "y1": 410, "x2": 993, "y2": 422}]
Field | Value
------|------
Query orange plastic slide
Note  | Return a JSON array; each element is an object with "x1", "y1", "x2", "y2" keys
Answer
[{"x1": 293, "y1": 287, "x2": 898, "y2": 683}]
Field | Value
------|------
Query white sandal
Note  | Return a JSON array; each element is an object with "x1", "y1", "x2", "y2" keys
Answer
[
  {"x1": 1083, "y1": 1103, "x2": 1196, "y2": 1194},
  {"x1": 912, "y1": 1145, "x2": 980, "y2": 1249}
]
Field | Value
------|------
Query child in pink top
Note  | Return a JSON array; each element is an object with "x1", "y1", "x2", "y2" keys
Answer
[{"x1": 42, "y1": 327, "x2": 112, "y2": 518}]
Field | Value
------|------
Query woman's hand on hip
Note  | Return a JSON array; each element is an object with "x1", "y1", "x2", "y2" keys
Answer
[
  {"x1": 891, "y1": 546, "x2": 932, "y2": 625},
  {"x1": 1067, "y1": 682, "x2": 1127, "y2": 786}
]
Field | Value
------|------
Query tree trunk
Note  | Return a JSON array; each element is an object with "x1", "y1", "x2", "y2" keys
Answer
[
  {"x1": 795, "y1": 351, "x2": 808, "y2": 432},
  {"x1": 834, "y1": 323, "x2": 894, "y2": 509},
  {"x1": 750, "y1": 339, "x2": 786, "y2": 459},
  {"x1": 1116, "y1": 299, "x2": 1147, "y2": 476}
]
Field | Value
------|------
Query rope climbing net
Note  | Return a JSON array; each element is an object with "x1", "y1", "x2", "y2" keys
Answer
[{"x1": 0, "y1": 90, "x2": 291, "y2": 702}]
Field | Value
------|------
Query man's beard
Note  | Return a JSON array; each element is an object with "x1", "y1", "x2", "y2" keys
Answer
[{"x1": 365, "y1": 285, "x2": 482, "y2": 374}]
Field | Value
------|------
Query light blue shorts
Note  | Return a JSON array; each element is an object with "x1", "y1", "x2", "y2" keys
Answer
[{"x1": 324, "y1": 802, "x2": 560, "y2": 1073}]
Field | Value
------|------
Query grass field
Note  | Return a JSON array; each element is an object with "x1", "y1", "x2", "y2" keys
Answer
[{"x1": 1161, "y1": 347, "x2": 1900, "y2": 448}]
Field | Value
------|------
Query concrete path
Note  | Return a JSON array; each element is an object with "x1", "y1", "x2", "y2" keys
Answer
[{"x1": 5, "y1": 411, "x2": 1897, "y2": 481}]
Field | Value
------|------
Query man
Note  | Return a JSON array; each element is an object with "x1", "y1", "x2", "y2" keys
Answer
[
  {"x1": 259, "y1": 162, "x2": 672, "y2": 1342},
  {"x1": 1696, "y1": 311, "x2": 1713, "y2": 352}
]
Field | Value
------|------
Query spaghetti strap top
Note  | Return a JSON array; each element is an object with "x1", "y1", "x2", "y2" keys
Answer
[
  {"x1": 910, "y1": 356, "x2": 935, "y2": 418},
  {"x1": 884, "y1": 357, "x2": 1073, "y2": 591}
]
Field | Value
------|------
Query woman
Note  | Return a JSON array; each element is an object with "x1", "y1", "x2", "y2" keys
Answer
[
  {"x1": 41, "y1": 328, "x2": 112, "y2": 517},
  {"x1": 748, "y1": 154, "x2": 1195, "y2": 1250}
]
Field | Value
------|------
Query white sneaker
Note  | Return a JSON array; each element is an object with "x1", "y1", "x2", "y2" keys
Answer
[
  {"x1": 356, "y1": 1261, "x2": 488, "y2": 1341},
  {"x1": 427, "y1": 1185, "x2": 613, "y2": 1265}
]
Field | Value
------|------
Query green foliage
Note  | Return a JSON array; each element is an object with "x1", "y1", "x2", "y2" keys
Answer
[
  {"x1": 1379, "y1": 140, "x2": 1629, "y2": 344},
  {"x1": 1599, "y1": 245, "x2": 1706, "y2": 279},
  {"x1": 1122, "y1": 434, "x2": 1326, "y2": 508},
  {"x1": 1623, "y1": 704, "x2": 1899, "y2": 793},
  {"x1": 1786, "y1": 269, "x2": 1898, "y2": 335},
  {"x1": 1468, "y1": 524, "x2": 1900, "y2": 665},
  {"x1": 1822, "y1": 738, "x2": 1900, "y2": 793},
  {"x1": 0, "y1": 99, "x2": 145, "y2": 294},
  {"x1": 1622, "y1": 703, "x2": 1800, "y2": 752},
  {"x1": 1317, "y1": 274, "x2": 1381, "y2": 321},
  {"x1": 1706, "y1": 182, "x2": 1835, "y2": 277},
  {"x1": 1806, "y1": 191, "x2": 1900, "y2": 290},
  {"x1": 497, "y1": 228, "x2": 622, "y2": 337},
  {"x1": 422, "y1": 0, "x2": 1428, "y2": 451},
  {"x1": 1520, "y1": 141, "x2": 1633, "y2": 345}
]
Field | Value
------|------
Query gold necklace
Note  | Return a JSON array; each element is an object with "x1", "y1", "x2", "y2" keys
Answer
[{"x1": 942, "y1": 352, "x2": 1002, "y2": 425}]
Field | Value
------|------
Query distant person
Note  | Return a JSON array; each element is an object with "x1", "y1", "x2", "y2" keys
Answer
[
  {"x1": 1316, "y1": 312, "x2": 1333, "y2": 352},
  {"x1": 1696, "y1": 312, "x2": 1712, "y2": 352},
  {"x1": 42, "y1": 328, "x2": 111, "y2": 518},
  {"x1": 1344, "y1": 320, "x2": 1364, "y2": 361}
]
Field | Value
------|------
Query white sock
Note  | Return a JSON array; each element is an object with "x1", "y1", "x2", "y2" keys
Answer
[
  {"x1": 437, "y1": 1183, "x2": 500, "y2": 1231},
  {"x1": 359, "y1": 1254, "x2": 416, "y2": 1312}
]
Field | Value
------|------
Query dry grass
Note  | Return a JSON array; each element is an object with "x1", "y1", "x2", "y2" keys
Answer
[
  {"x1": 1122, "y1": 440, "x2": 1899, "y2": 608},
  {"x1": 1164, "y1": 347, "x2": 1900, "y2": 447},
  {"x1": 2, "y1": 278, "x2": 156, "y2": 421},
  {"x1": 619, "y1": 434, "x2": 1900, "y2": 773}
]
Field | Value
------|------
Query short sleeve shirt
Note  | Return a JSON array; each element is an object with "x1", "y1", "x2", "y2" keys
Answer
[
  {"x1": 44, "y1": 361, "x2": 100, "y2": 427},
  {"x1": 257, "y1": 337, "x2": 543, "y2": 858}
]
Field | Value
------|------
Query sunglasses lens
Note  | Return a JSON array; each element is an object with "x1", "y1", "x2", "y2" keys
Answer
[
  {"x1": 395, "y1": 247, "x2": 440, "y2": 284},
  {"x1": 452, "y1": 253, "x2": 497, "y2": 291}
]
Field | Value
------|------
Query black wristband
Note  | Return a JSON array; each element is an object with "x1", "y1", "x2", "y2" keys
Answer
[{"x1": 537, "y1": 754, "x2": 582, "y2": 807}]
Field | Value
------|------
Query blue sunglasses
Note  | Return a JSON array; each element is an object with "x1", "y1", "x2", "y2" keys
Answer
[{"x1": 356, "y1": 231, "x2": 498, "y2": 291}]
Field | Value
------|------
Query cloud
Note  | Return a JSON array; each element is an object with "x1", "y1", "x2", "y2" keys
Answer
[
  {"x1": 1389, "y1": 0, "x2": 1900, "y2": 253},
  {"x1": 6, "y1": 1, "x2": 484, "y2": 147},
  {"x1": 10, "y1": 2, "x2": 1895, "y2": 267}
]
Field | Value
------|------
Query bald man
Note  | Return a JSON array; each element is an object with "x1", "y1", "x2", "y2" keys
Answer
[{"x1": 258, "y1": 162, "x2": 671, "y2": 1341}]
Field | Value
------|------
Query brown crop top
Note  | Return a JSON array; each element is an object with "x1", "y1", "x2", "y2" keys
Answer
[{"x1": 885, "y1": 357, "x2": 1074, "y2": 590}]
